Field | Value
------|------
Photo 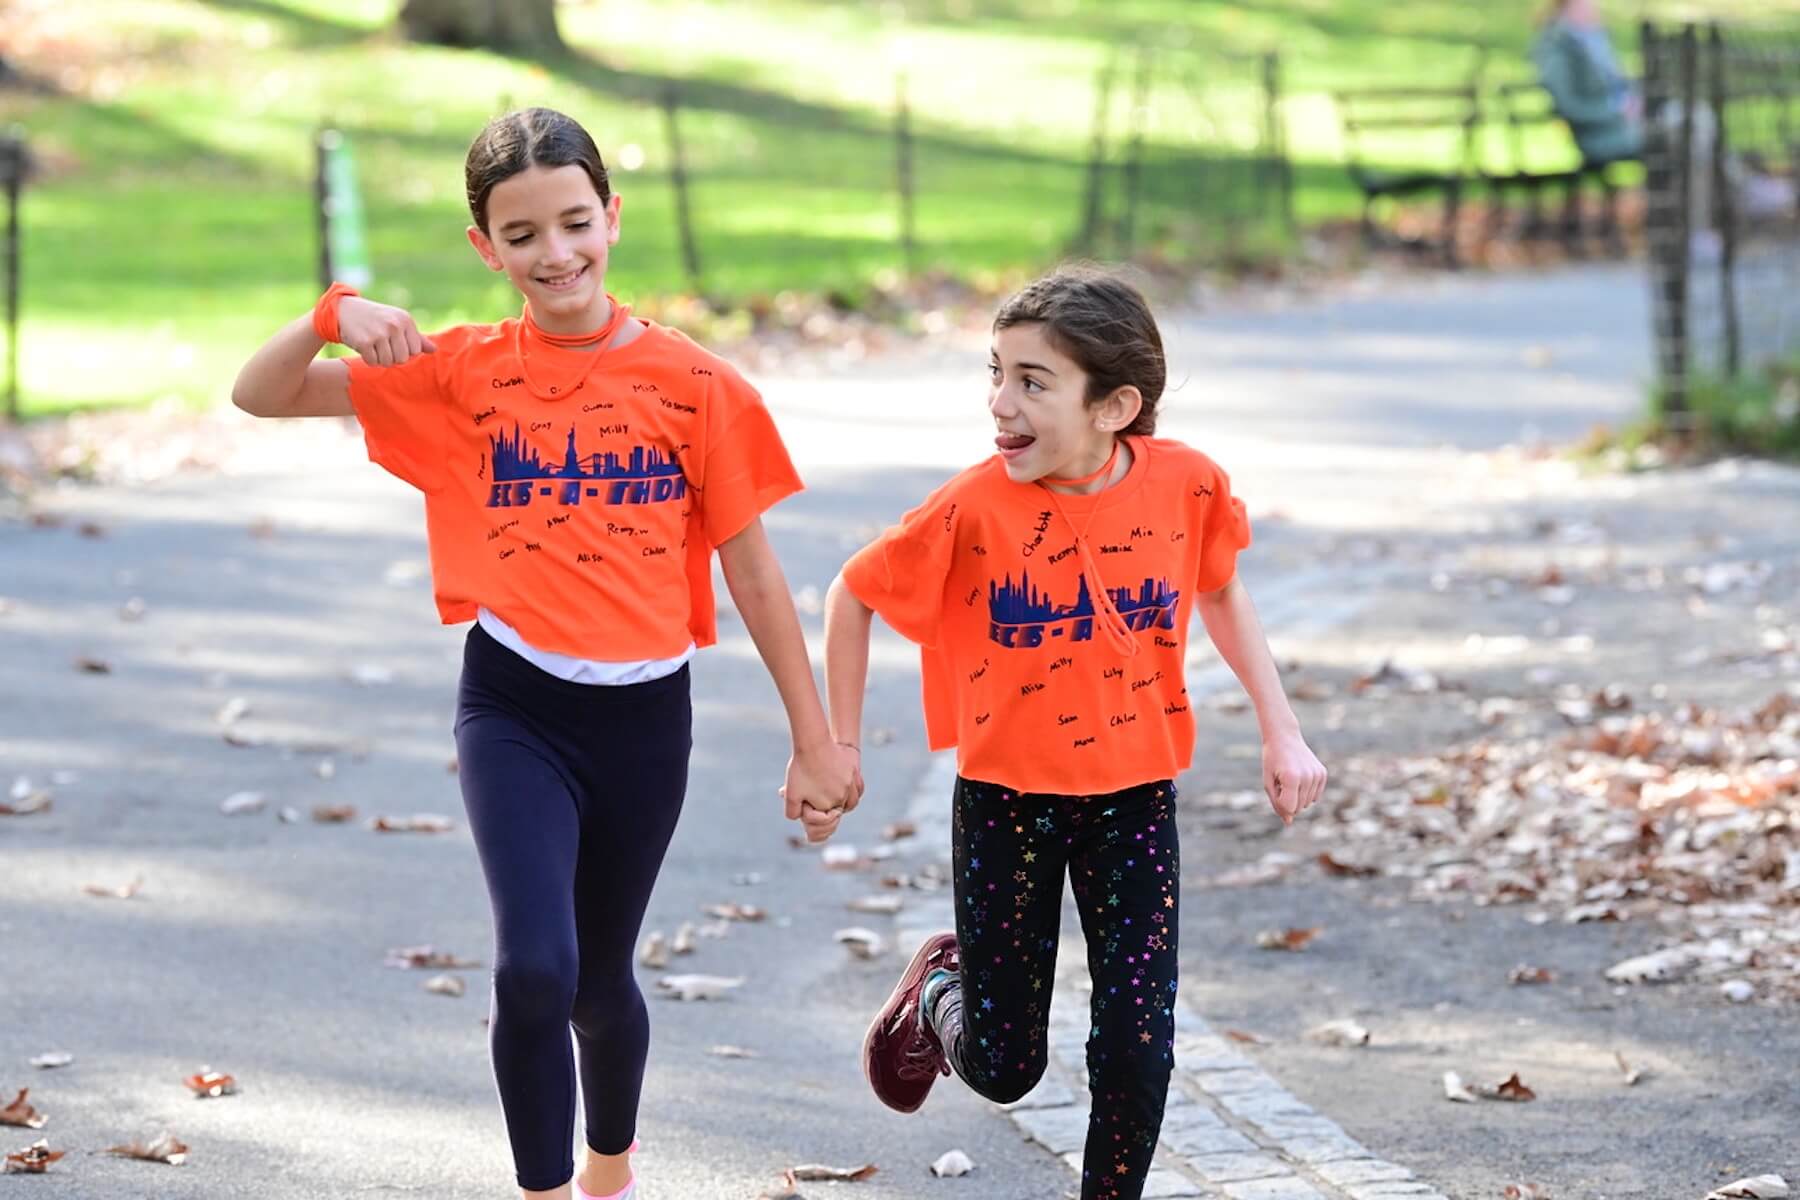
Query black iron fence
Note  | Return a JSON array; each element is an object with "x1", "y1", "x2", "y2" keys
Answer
[{"x1": 1642, "y1": 20, "x2": 1800, "y2": 420}]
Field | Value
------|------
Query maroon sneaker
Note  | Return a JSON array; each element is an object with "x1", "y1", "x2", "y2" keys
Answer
[{"x1": 862, "y1": 931, "x2": 958, "y2": 1113}]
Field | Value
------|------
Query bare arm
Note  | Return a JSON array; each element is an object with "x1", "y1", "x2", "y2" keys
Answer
[
  {"x1": 1193, "y1": 574, "x2": 1327, "y2": 823},
  {"x1": 823, "y1": 570, "x2": 874, "y2": 752},
  {"x1": 232, "y1": 297, "x2": 434, "y2": 419},
  {"x1": 717, "y1": 517, "x2": 860, "y2": 836},
  {"x1": 232, "y1": 315, "x2": 352, "y2": 418}
]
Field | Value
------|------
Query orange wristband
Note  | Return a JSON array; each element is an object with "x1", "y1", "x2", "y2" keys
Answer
[{"x1": 312, "y1": 282, "x2": 360, "y2": 344}]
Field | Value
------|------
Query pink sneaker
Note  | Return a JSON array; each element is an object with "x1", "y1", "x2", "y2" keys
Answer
[{"x1": 861, "y1": 931, "x2": 958, "y2": 1113}]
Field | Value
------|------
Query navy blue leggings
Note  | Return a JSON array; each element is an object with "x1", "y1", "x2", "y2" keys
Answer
[{"x1": 454, "y1": 624, "x2": 691, "y2": 1192}]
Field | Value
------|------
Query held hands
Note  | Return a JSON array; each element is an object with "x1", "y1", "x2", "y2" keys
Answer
[
  {"x1": 336, "y1": 296, "x2": 437, "y2": 367},
  {"x1": 1263, "y1": 730, "x2": 1327, "y2": 827},
  {"x1": 780, "y1": 742, "x2": 863, "y2": 844}
]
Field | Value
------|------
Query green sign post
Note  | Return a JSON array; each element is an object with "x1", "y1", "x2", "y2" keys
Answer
[{"x1": 316, "y1": 128, "x2": 372, "y2": 290}]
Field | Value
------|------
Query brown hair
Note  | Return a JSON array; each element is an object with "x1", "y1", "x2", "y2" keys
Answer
[
  {"x1": 992, "y1": 266, "x2": 1166, "y2": 436},
  {"x1": 464, "y1": 108, "x2": 611, "y2": 233}
]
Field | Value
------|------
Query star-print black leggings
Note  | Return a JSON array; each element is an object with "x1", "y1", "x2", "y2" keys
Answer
[{"x1": 930, "y1": 775, "x2": 1179, "y2": 1200}]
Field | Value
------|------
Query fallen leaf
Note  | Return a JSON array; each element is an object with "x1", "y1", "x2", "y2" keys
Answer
[
  {"x1": 1614, "y1": 1052, "x2": 1645, "y2": 1086},
  {"x1": 106, "y1": 1132, "x2": 187, "y2": 1165},
  {"x1": 384, "y1": 946, "x2": 480, "y2": 970},
  {"x1": 701, "y1": 903, "x2": 765, "y2": 922},
  {"x1": 183, "y1": 1071, "x2": 236, "y2": 1098},
  {"x1": 1605, "y1": 946, "x2": 1699, "y2": 984},
  {"x1": 219, "y1": 791, "x2": 266, "y2": 816},
  {"x1": 1509, "y1": 965, "x2": 1555, "y2": 985},
  {"x1": 930, "y1": 1149, "x2": 975, "y2": 1177},
  {"x1": 881, "y1": 820, "x2": 916, "y2": 841},
  {"x1": 708, "y1": 1045, "x2": 758, "y2": 1059},
  {"x1": 311, "y1": 805, "x2": 356, "y2": 824},
  {"x1": 820, "y1": 845, "x2": 863, "y2": 869},
  {"x1": 1487, "y1": 1072, "x2": 1537, "y2": 1101},
  {"x1": 0, "y1": 1090, "x2": 45, "y2": 1130},
  {"x1": 671, "y1": 922, "x2": 698, "y2": 955},
  {"x1": 1442, "y1": 1071, "x2": 1477, "y2": 1102},
  {"x1": 425, "y1": 974, "x2": 465, "y2": 998},
  {"x1": 656, "y1": 974, "x2": 743, "y2": 1002},
  {"x1": 1308, "y1": 1019, "x2": 1371, "y2": 1047},
  {"x1": 1503, "y1": 1185, "x2": 1552, "y2": 1199},
  {"x1": 3, "y1": 1139, "x2": 65, "y2": 1173},
  {"x1": 640, "y1": 932, "x2": 669, "y2": 969},
  {"x1": 347, "y1": 663, "x2": 394, "y2": 687},
  {"x1": 73, "y1": 656, "x2": 112, "y2": 675},
  {"x1": 1706, "y1": 1176, "x2": 1789, "y2": 1200},
  {"x1": 77, "y1": 522, "x2": 106, "y2": 539},
  {"x1": 82, "y1": 877, "x2": 143, "y2": 900},
  {"x1": 1224, "y1": 1029, "x2": 1271, "y2": 1046},
  {"x1": 790, "y1": 1163, "x2": 878, "y2": 1182},
  {"x1": 835, "y1": 927, "x2": 886, "y2": 959},
  {"x1": 1255, "y1": 927, "x2": 1320, "y2": 951},
  {"x1": 1317, "y1": 852, "x2": 1378, "y2": 878},
  {"x1": 28, "y1": 1054, "x2": 71, "y2": 1070},
  {"x1": 848, "y1": 894, "x2": 904, "y2": 915},
  {"x1": 369, "y1": 814, "x2": 454, "y2": 833},
  {"x1": 0, "y1": 784, "x2": 51, "y2": 816}
]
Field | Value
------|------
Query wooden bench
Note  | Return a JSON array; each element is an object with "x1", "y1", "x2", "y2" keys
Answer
[
  {"x1": 1483, "y1": 80, "x2": 1632, "y2": 255},
  {"x1": 1333, "y1": 83, "x2": 1481, "y2": 266}
]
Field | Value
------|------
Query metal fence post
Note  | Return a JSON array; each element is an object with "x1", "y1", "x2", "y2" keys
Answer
[
  {"x1": 1708, "y1": 23, "x2": 1741, "y2": 377},
  {"x1": 1078, "y1": 55, "x2": 1116, "y2": 254},
  {"x1": 661, "y1": 83, "x2": 704, "y2": 297},
  {"x1": 1263, "y1": 52, "x2": 1295, "y2": 238},
  {"x1": 1120, "y1": 46, "x2": 1152, "y2": 258},
  {"x1": 3, "y1": 130, "x2": 23, "y2": 423},
  {"x1": 895, "y1": 70, "x2": 917, "y2": 275}
]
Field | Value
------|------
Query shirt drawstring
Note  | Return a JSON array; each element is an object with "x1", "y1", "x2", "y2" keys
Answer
[{"x1": 1040, "y1": 448, "x2": 1141, "y2": 658}]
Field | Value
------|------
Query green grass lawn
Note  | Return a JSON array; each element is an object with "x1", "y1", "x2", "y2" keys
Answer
[{"x1": 1, "y1": 0, "x2": 1787, "y2": 414}]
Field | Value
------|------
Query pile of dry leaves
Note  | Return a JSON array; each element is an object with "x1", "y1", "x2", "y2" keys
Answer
[{"x1": 1302, "y1": 688, "x2": 1800, "y2": 1001}]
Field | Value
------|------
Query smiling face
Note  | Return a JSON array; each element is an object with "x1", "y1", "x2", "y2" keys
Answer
[
  {"x1": 467, "y1": 164, "x2": 621, "y2": 334},
  {"x1": 988, "y1": 322, "x2": 1140, "y2": 488}
]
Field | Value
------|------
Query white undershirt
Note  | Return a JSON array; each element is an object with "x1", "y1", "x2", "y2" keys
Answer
[{"x1": 476, "y1": 606, "x2": 695, "y2": 685}]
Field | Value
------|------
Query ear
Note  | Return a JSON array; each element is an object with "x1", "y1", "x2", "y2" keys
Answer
[
  {"x1": 466, "y1": 225, "x2": 506, "y2": 273},
  {"x1": 604, "y1": 192, "x2": 623, "y2": 246},
  {"x1": 1094, "y1": 385, "x2": 1144, "y2": 433}
]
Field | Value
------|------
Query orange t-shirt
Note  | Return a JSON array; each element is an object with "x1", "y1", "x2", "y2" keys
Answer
[
  {"x1": 345, "y1": 308, "x2": 801, "y2": 659},
  {"x1": 842, "y1": 436, "x2": 1250, "y2": 796}
]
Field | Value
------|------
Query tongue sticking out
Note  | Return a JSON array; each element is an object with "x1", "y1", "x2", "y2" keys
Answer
[{"x1": 996, "y1": 433, "x2": 1035, "y2": 451}]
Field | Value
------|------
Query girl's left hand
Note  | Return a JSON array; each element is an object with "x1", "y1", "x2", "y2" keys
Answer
[
  {"x1": 780, "y1": 742, "x2": 863, "y2": 826},
  {"x1": 1263, "y1": 731, "x2": 1327, "y2": 826}
]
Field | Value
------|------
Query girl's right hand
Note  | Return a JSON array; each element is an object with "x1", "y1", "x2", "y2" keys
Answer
[{"x1": 337, "y1": 296, "x2": 436, "y2": 367}]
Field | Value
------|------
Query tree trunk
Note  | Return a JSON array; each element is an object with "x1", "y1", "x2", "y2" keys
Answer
[{"x1": 399, "y1": 0, "x2": 562, "y2": 53}]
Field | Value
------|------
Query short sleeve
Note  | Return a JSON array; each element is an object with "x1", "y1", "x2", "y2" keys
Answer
[
  {"x1": 346, "y1": 344, "x2": 450, "y2": 494},
  {"x1": 841, "y1": 485, "x2": 960, "y2": 648},
  {"x1": 693, "y1": 365, "x2": 803, "y2": 547},
  {"x1": 1194, "y1": 464, "x2": 1251, "y2": 592}
]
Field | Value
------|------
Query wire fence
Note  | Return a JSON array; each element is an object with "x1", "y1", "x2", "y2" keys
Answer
[{"x1": 1642, "y1": 19, "x2": 1800, "y2": 419}]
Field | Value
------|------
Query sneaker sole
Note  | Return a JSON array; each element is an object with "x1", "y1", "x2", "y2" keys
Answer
[{"x1": 861, "y1": 930, "x2": 956, "y2": 1114}]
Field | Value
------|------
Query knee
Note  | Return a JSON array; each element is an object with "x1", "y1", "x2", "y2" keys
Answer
[
  {"x1": 492, "y1": 952, "x2": 578, "y2": 1027},
  {"x1": 967, "y1": 1053, "x2": 1047, "y2": 1106},
  {"x1": 570, "y1": 971, "x2": 642, "y2": 1039}
]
